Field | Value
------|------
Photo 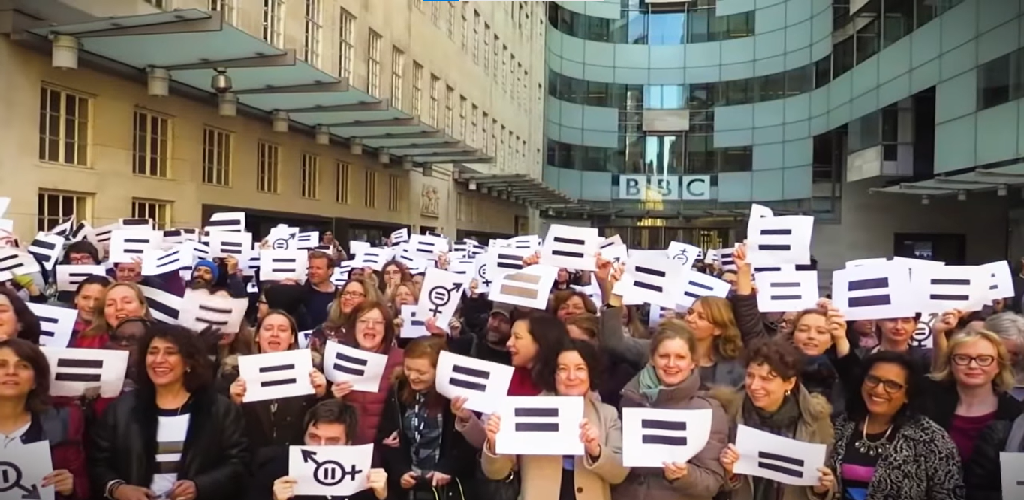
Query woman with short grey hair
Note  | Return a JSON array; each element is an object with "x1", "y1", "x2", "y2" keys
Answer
[{"x1": 984, "y1": 312, "x2": 1024, "y2": 395}]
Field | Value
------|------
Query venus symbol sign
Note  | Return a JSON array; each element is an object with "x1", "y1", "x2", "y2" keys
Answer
[
  {"x1": 302, "y1": 449, "x2": 363, "y2": 487},
  {"x1": 0, "y1": 461, "x2": 41, "y2": 500}
]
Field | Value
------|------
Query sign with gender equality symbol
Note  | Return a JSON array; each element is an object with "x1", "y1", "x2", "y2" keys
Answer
[
  {"x1": 416, "y1": 267, "x2": 467, "y2": 332},
  {"x1": 0, "y1": 441, "x2": 54, "y2": 500},
  {"x1": 289, "y1": 444, "x2": 373, "y2": 497}
]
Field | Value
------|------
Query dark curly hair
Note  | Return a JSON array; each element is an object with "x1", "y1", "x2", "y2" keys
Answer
[
  {"x1": 741, "y1": 336, "x2": 805, "y2": 381},
  {"x1": 845, "y1": 350, "x2": 924, "y2": 428},
  {"x1": 0, "y1": 338, "x2": 50, "y2": 412},
  {"x1": 133, "y1": 323, "x2": 213, "y2": 394},
  {"x1": 541, "y1": 338, "x2": 603, "y2": 393},
  {"x1": 0, "y1": 287, "x2": 41, "y2": 345}
]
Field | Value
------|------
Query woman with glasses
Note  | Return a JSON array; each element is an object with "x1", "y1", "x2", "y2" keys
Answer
[
  {"x1": 379, "y1": 260, "x2": 413, "y2": 297},
  {"x1": 309, "y1": 278, "x2": 380, "y2": 353},
  {"x1": 828, "y1": 351, "x2": 963, "y2": 500},
  {"x1": 329, "y1": 300, "x2": 404, "y2": 446},
  {"x1": 925, "y1": 323, "x2": 1022, "y2": 500},
  {"x1": 89, "y1": 324, "x2": 249, "y2": 500}
]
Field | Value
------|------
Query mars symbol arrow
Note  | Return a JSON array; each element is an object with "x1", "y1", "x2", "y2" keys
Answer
[
  {"x1": 0, "y1": 461, "x2": 41, "y2": 500},
  {"x1": 301, "y1": 449, "x2": 363, "y2": 487}
]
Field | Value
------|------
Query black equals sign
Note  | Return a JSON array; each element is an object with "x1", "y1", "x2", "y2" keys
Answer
[
  {"x1": 756, "y1": 451, "x2": 805, "y2": 479},
  {"x1": 36, "y1": 314, "x2": 62, "y2": 337},
  {"x1": 640, "y1": 419, "x2": 688, "y2": 445},
  {"x1": 684, "y1": 279, "x2": 713, "y2": 299},
  {"x1": 755, "y1": 229, "x2": 793, "y2": 251},
  {"x1": 929, "y1": 278, "x2": 972, "y2": 301},
  {"x1": 54, "y1": 358, "x2": 104, "y2": 383},
  {"x1": 847, "y1": 277, "x2": 891, "y2": 307},
  {"x1": 259, "y1": 363, "x2": 297, "y2": 387},
  {"x1": 514, "y1": 407, "x2": 560, "y2": 432},
  {"x1": 551, "y1": 237, "x2": 585, "y2": 258},
  {"x1": 768, "y1": 282, "x2": 804, "y2": 301},
  {"x1": 124, "y1": 238, "x2": 152, "y2": 253},
  {"x1": 332, "y1": 351, "x2": 368, "y2": 377},
  {"x1": 271, "y1": 258, "x2": 297, "y2": 273},
  {"x1": 449, "y1": 364, "x2": 489, "y2": 392},
  {"x1": 495, "y1": 254, "x2": 524, "y2": 270},
  {"x1": 197, "y1": 304, "x2": 232, "y2": 328},
  {"x1": 633, "y1": 267, "x2": 666, "y2": 293}
]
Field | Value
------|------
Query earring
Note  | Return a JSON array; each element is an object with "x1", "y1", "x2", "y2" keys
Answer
[
  {"x1": 785, "y1": 389, "x2": 791, "y2": 396},
  {"x1": 186, "y1": 367, "x2": 191, "y2": 373}
]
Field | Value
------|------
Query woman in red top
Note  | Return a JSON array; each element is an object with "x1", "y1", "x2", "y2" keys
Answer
[{"x1": 67, "y1": 275, "x2": 111, "y2": 349}]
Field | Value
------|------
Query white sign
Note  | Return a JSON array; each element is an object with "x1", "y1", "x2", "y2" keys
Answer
[
  {"x1": 487, "y1": 248, "x2": 531, "y2": 279},
  {"x1": 676, "y1": 271, "x2": 732, "y2": 309},
  {"x1": 434, "y1": 351, "x2": 514, "y2": 414},
  {"x1": 139, "y1": 285, "x2": 183, "y2": 325},
  {"x1": 41, "y1": 347, "x2": 129, "y2": 398},
  {"x1": 0, "y1": 441, "x2": 55, "y2": 500},
  {"x1": 983, "y1": 260, "x2": 1014, "y2": 301},
  {"x1": 1000, "y1": 452, "x2": 1024, "y2": 499},
  {"x1": 141, "y1": 247, "x2": 194, "y2": 277},
  {"x1": 237, "y1": 350, "x2": 315, "y2": 402},
  {"x1": 323, "y1": 342, "x2": 388, "y2": 393},
  {"x1": 621, "y1": 407, "x2": 713, "y2": 467},
  {"x1": 745, "y1": 215, "x2": 814, "y2": 265},
  {"x1": 399, "y1": 305, "x2": 429, "y2": 338},
  {"x1": 754, "y1": 270, "x2": 820, "y2": 313},
  {"x1": 613, "y1": 255, "x2": 684, "y2": 309},
  {"x1": 494, "y1": 396, "x2": 585, "y2": 456},
  {"x1": 288, "y1": 445, "x2": 374, "y2": 498},
  {"x1": 717, "y1": 247, "x2": 737, "y2": 271},
  {"x1": 539, "y1": 224, "x2": 600, "y2": 271},
  {"x1": 910, "y1": 265, "x2": 988, "y2": 313},
  {"x1": 488, "y1": 265, "x2": 558, "y2": 310},
  {"x1": 205, "y1": 211, "x2": 246, "y2": 232},
  {"x1": 616, "y1": 175, "x2": 711, "y2": 200},
  {"x1": 733, "y1": 425, "x2": 827, "y2": 486},
  {"x1": 390, "y1": 228, "x2": 410, "y2": 244},
  {"x1": 417, "y1": 268, "x2": 468, "y2": 331},
  {"x1": 55, "y1": 265, "x2": 107, "y2": 292},
  {"x1": 178, "y1": 289, "x2": 248, "y2": 332},
  {"x1": 0, "y1": 249, "x2": 40, "y2": 280},
  {"x1": 260, "y1": 250, "x2": 309, "y2": 282},
  {"x1": 107, "y1": 229, "x2": 162, "y2": 264},
  {"x1": 26, "y1": 232, "x2": 65, "y2": 270},
  {"x1": 28, "y1": 303, "x2": 77, "y2": 348},
  {"x1": 831, "y1": 262, "x2": 918, "y2": 321},
  {"x1": 205, "y1": 231, "x2": 253, "y2": 258},
  {"x1": 665, "y1": 242, "x2": 700, "y2": 270},
  {"x1": 599, "y1": 236, "x2": 628, "y2": 264}
]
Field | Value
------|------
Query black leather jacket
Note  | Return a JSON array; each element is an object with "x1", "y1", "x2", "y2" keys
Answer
[{"x1": 88, "y1": 387, "x2": 250, "y2": 500}]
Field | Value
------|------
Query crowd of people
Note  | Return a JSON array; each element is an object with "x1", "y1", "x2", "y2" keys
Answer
[{"x1": 1, "y1": 229, "x2": 1024, "y2": 500}]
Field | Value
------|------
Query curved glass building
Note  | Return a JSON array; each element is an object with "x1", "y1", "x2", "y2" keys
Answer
[{"x1": 540, "y1": 0, "x2": 999, "y2": 250}]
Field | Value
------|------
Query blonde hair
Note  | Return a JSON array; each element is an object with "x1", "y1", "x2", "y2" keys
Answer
[
  {"x1": 694, "y1": 296, "x2": 743, "y2": 360},
  {"x1": 387, "y1": 281, "x2": 421, "y2": 313},
  {"x1": 930, "y1": 329, "x2": 1017, "y2": 393},
  {"x1": 649, "y1": 319, "x2": 698, "y2": 358},
  {"x1": 83, "y1": 282, "x2": 152, "y2": 338},
  {"x1": 324, "y1": 277, "x2": 381, "y2": 329}
]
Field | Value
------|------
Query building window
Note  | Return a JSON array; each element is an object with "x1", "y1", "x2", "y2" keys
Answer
[
  {"x1": 483, "y1": 24, "x2": 490, "y2": 73},
  {"x1": 365, "y1": 171, "x2": 378, "y2": 208},
  {"x1": 429, "y1": 75, "x2": 440, "y2": 127},
  {"x1": 302, "y1": 0, "x2": 322, "y2": 65},
  {"x1": 39, "y1": 86, "x2": 90, "y2": 166},
  {"x1": 469, "y1": 104, "x2": 478, "y2": 146},
  {"x1": 339, "y1": 8, "x2": 355, "y2": 80},
  {"x1": 301, "y1": 154, "x2": 320, "y2": 199},
  {"x1": 388, "y1": 174, "x2": 401, "y2": 211},
  {"x1": 262, "y1": 0, "x2": 284, "y2": 47},
  {"x1": 37, "y1": 191, "x2": 90, "y2": 232},
  {"x1": 493, "y1": 35, "x2": 500, "y2": 84},
  {"x1": 461, "y1": 7, "x2": 469, "y2": 52},
  {"x1": 444, "y1": 86, "x2": 454, "y2": 134},
  {"x1": 368, "y1": 30, "x2": 382, "y2": 97},
  {"x1": 391, "y1": 47, "x2": 405, "y2": 110},
  {"x1": 482, "y1": 112, "x2": 489, "y2": 152},
  {"x1": 209, "y1": 0, "x2": 235, "y2": 23},
  {"x1": 977, "y1": 47, "x2": 1024, "y2": 111},
  {"x1": 132, "y1": 109, "x2": 170, "y2": 178},
  {"x1": 458, "y1": 96, "x2": 467, "y2": 139},
  {"x1": 412, "y1": 62, "x2": 423, "y2": 118},
  {"x1": 257, "y1": 141, "x2": 280, "y2": 194},
  {"x1": 446, "y1": 1, "x2": 455, "y2": 39},
  {"x1": 132, "y1": 199, "x2": 172, "y2": 230},
  {"x1": 202, "y1": 127, "x2": 232, "y2": 186},
  {"x1": 491, "y1": 119, "x2": 498, "y2": 156},
  {"x1": 501, "y1": 45, "x2": 508, "y2": 92},
  {"x1": 431, "y1": 2, "x2": 441, "y2": 26},
  {"x1": 336, "y1": 161, "x2": 350, "y2": 204},
  {"x1": 144, "y1": 0, "x2": 166, "y2": 9},
  {"x1": 473, "y1": 11, "x2": 481, "y2": 64}
]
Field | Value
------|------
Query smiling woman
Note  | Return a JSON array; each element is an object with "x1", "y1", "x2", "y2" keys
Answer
[{"x1": 0, "y1": 287, "x2": 41, "y2": 344}]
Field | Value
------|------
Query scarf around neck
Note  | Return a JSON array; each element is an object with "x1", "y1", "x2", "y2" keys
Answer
[{"x1": 637, "y1": 364, "x2": 663, "y2": 403}]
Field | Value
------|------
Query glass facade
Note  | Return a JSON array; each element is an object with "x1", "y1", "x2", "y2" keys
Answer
[{"x1": 547, "y1": 0, "x2": 754, "y2": 45}]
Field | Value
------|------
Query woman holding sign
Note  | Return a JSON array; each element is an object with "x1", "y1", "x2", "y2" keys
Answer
[
  {"x1": 712, "y1": 337, "x2": 835, "y2": 500},
  {"x1": 614, "y1": 321, "x2": 730, "y2": 500},
  {"x1": 481, "y1": 338, "x2": 629, "y2": 500}
]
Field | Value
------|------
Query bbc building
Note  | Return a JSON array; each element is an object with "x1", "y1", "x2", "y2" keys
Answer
[{"x1": 536, "y1": 0, "x2": 1024, "y2": 273}]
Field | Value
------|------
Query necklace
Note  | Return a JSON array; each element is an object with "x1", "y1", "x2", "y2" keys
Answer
[{"x1": 854, "y1": 417, "x2": 893, "y2": 456}]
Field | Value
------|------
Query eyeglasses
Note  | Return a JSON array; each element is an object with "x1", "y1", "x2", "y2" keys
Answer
[
  {"x1": 951, "y1": 354, "x2": 996, "y2": 367},
  {"x1": 864, "y1": 374, "x2": 905, "y2": 394}
]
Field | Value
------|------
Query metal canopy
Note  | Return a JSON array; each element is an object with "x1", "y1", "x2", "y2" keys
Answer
[
  {"x1": 18, "y1": 8, "x2": 490, "y2": 166},
  {"x1": 457, "y1": 173, "x2": 580, "y2": 211},
  {"x1": 869, "y1": 162, "x2": 1024, "y2": 197}
]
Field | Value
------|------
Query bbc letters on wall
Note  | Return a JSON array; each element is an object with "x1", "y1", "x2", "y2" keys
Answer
[{"x1": 617, "y1": 175, "x2": 711, "y2": 201}]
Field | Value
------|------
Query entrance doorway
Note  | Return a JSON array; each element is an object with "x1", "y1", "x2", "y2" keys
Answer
[
  {"x1": 598, "y1": 226, "x2": 731, "y2": 251},
  {"x1": 893, "y1": 233, "x2": 965, "y2": 264}
]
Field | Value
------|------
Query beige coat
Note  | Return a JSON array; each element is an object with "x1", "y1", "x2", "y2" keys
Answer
[
  {"x1": 481, "y1": 395, "x2": 630, "y2": 500},
  {"x1": 709, "y1": 385, "x2": 836, "y2": 500}
]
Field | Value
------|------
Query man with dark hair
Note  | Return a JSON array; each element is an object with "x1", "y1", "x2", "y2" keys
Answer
[{"x1": 250, "y1": 400, "x2": 388, "y2": 500}]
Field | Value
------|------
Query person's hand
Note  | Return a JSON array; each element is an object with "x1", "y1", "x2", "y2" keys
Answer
[
  {"x1": 229, "y1": 378, "x2": 247, "y2": 404},
  {"x1": 113, "y1": 484, "x2": 153, "y2": 500},
  {"x1": 448, "y1": 317, "x2": 462, "y2": 336},
  {"x1": 393, "y1": 317, "x2": 404, "y2": 330},
  {"x1": 41, "y1": 470, "x2": 74, "y2": 495},
  {"x1": 331, "y1": 381, "x2": 354, "y2": 399},
  {"x1": 272, "y1": 477, "x2": 297, "y2": 500},
  {"x1": 382, "y1": 431, "x2": 400, "y2": 448},
  {"x1": 309, "y1": 369, "x2": 327, "y2": 398},
  {"x1": 224, "y1": 255, "x2": 239, "y2": 274},
  {"x1": 169, "y1": 480, "x2": 197, "y2": 500},
  {"x1": 279, "y1": 278, "x2": 299, "y2": 285},
  {"x1": 719, "y1": 444, "x2": 739, "y2": 475},
  {"x1": 468, "y1": 279, "x2": 480, "y2": 297},
  {"x1": 579, "y1": 418, "x2": 601, "y2": 457},
  {"x1": 367, "y1": 468, "x2": 388, "y2": 497},
  {"x1": 399, "y1": 472, "x2": 418, "y2": 489},
  {"x1": 428, "y1": 472, "x2": 451, "y2": 487},
  {"x1": 821, "y1": 300, "x2": 847, "y2": 340},
  {"x1": 594, "y1": 253, "x2": 612, "y2": 282},
  {"x1": 733, "y1": 243, "x2": 749, "y2": 271},
  {"x1": 663, "y1": 462, "x2": 688, "y2": 481},
  {"x1": 485, "y1": 414, "x2": 502, "y2": 450},
  {"x1": 813, "y1": 467, "x2": 835, "y2": 494},
  {"x1": 522, "y1": 251, "x2": 540, "y2": 266},
  {"x1": 934, "y1": 309, "x2": 964, "y2": 336},
  {"x1": 450, "y1": 396, "x2": 472, "y2": 420},
  {"x1": 425, "y1": 317, "x2": 446, "y2": 337}
]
